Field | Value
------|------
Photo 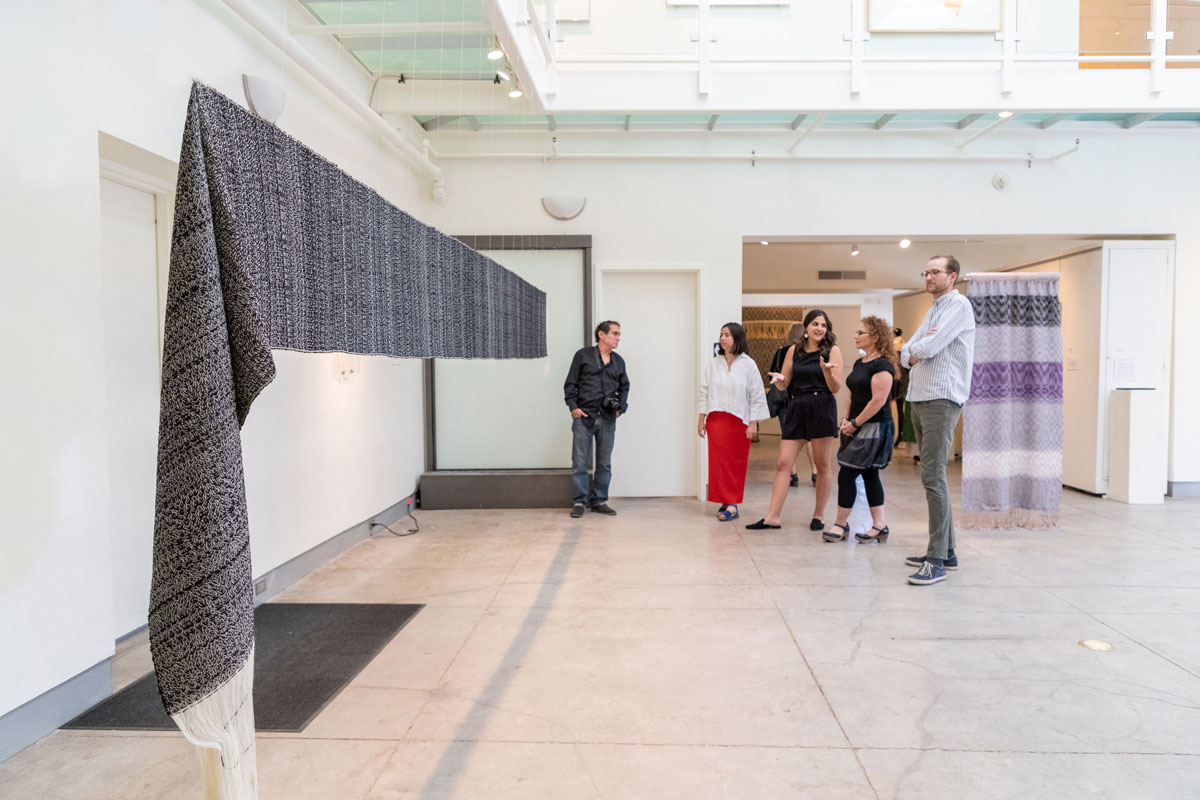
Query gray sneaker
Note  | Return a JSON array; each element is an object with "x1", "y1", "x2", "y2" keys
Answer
[
  {"x1": 569, "y1": 503, "x2": 585, "y2": 518},
  {"x1": 905, "y1": 552, "x2": 958, "y2": 570},
  {"x1": 907, "y1": 561, "x2": 947, "y2": 586}
]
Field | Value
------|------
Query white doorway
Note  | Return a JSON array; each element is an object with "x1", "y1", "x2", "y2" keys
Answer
[
  {"x1": 100, "y1": 177, "x2": 163, "y2": 638},
  {"x1": 600, "y1": 269, "x2": 699, "y2": 498}
]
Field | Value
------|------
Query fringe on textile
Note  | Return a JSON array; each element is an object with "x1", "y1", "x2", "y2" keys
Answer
[
  {"x1": 172, "y1": 650, "x2": 258, "y2": 800},
  {"x1": 962, "y1": 510, "x2": 1059, "y2": 530}
]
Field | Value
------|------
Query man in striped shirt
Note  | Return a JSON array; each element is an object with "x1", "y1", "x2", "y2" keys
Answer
[{"x1": 900, "y1": 255, "x2": 976, "y2": 586}]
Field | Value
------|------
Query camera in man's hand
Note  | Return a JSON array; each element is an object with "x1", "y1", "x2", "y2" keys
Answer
[{"x1": 599, "y1": 392, "x2": 621, "y2": 414}]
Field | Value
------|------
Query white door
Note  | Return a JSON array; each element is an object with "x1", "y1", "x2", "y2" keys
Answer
[
  {"x1": 602, "y1": 271, "x2": 698, "y2": 497},
  {"x1": 100, "y1": 178, "x2": 162, "y2": 638},
  {"x1": 1100, "y1": 243, "x2": 1172, "y2": 491}
]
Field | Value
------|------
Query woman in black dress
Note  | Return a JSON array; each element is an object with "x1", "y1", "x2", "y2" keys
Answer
[
  {"x1": 769, "y1": 323, "x2": 818, "y2": 487},
  {"x1": 747, "y1": 309, "x2": 842, "y2": 531},
  {"x1": 823, "y1": 315, "x2": 897, "y2": 543}
]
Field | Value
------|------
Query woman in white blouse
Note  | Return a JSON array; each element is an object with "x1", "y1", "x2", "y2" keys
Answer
[{"x1": 698, "y1": 323, "x2": 771, "y2": 521}]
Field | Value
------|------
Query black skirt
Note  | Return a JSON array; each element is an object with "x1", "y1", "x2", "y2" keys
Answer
[{"x1": 780, "y1": 391, "x2": 838, "y2": 440}]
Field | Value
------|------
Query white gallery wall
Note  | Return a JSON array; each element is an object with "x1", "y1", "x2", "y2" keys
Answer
[
  {"x1": 429, "y1": 131, "x2": 1200, "y2": 498},
  {"x1": 0, "y1": 0, "x2": 433, "y2": 720}
]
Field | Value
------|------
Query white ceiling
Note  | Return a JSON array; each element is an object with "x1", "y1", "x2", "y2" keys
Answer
[{"x1": 741, "y1": 235, "x2": 1106, "y2": 293}]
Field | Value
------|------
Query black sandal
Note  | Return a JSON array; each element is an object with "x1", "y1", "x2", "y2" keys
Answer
[
  {"x1": 855, "y1": 525, "x2": 890, "y2": 543},
  {"x1": 823, "y1": 522, "x2": 850, "y2": 542},
  {"x1": 746, "y1": 518, "x2": 782, "y2": 530}
]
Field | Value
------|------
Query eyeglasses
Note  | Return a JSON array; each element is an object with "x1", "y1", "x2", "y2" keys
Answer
[
  {"x1": 920, "y1": 269, "x2": 949, "y2": 278},
  {"x1": 854, "y1": 330, "x2": 867, "y2": 336}
]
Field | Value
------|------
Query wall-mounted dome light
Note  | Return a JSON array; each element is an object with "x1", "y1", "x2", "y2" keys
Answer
[{"x1": 899, "y1": 238, "x2": 911, "y2": 248}]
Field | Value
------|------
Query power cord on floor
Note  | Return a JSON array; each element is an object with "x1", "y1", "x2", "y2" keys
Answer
[{"x1": 370, "y1": 504, "x2": 420, "y2": 537}]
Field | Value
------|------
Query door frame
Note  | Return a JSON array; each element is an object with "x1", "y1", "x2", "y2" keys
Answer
[
  {"x1": 423, "y1": 235, "x2": 593, "y2": 472},
  {"x1": 597, "y1": 263, "x2": 705, "y2": 500}
]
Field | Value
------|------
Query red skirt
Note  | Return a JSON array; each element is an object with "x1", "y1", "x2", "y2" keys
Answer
[{"x1": 706, "y1": 411, "x2": 752, "y2": 504}]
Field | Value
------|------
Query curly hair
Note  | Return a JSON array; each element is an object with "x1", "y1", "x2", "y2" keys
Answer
[{"x1": 860, "y1": 315, "x2": 898, "y2": 369}]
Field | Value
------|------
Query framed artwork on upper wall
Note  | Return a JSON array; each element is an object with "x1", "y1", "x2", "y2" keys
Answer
[{"x1": 869, "y1": 0, "x2": 1001, "y2": 32}]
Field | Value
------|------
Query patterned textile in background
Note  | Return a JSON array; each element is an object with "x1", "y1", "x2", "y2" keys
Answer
[
  {"x1": 741, "y1": 306, "x2": 804, "y2": 386},
  {"x1": 963, "y1": 273, "x2": 1062, "y2": 528},
  {"x1": 151, "y1": 83, "x2": 546, "y2": 796}
]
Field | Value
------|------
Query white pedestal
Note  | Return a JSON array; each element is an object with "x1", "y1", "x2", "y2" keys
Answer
[{"x1": 1108, "y1": 388, "x2": 1167, "y2": 504}]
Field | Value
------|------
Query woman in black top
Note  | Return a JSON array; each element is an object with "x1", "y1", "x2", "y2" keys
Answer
[
  {"x1": 747, "y1": 309, "x2": 843, "y2": 531},
  {"x1": 769, "y1": 323, "x2": 818, "y2": 487},
  {"x1": 824, "y1": 315, "x2": 897, "y2": 543}
]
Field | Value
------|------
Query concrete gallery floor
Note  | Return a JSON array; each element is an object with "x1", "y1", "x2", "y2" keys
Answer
[{"x1": 3, "y1": 438, "x2": 1199, "y2": 799}]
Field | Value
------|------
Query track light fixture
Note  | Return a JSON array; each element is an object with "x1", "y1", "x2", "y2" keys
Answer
[
  {"x1": 496, "y1": 69, "x2": 511, "y2": 81},
  {"x1": 850, "y1": 244, "x2": 860, "y2": 256},
  {"x1": 899, "y1": 238, "x2": 911, "y2": 248},
  {"x1": 508, "y1": 86, "x2": 523, "y2": 98},
  {"x1": 487, "y1": 39, "x2": 504, "y2": 61},
  {"x1": 998, "y1": 110, "x2": 1014, "y2": 118},
  {"x1": 760, "y1": 240, "x2": 769, "y2": 246}
]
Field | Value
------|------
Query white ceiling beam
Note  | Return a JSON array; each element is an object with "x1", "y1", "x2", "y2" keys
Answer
[
  {"x1": 873, "y1": 113, "x2": 896, "y2": 129},
  {"x1": 957, "y1": 113, "x2": 1014, "y2": 147},
  {"x1": 1039, "y1": 113, "x2": 1069, "y2": 128},
  {"x1": 956, "y1": 113, "x2": 983, "y2": 129},
  {"x1": 1122, "y1": 113, "x2": 1159, "y2": 128},
  {"x1": 290, "y1": 22, "x2": 493, "y2": 36},
  {"x1": 786, "y1": 112, "x2": 825, "y2": 154},
  {"x1": 534, "y1": 67, "x2": 1200, "y2": 113},
  {"x1": 422, "y1": 116, "x2": 467, "y2": 131},
  {"x1": 478, "y1": 0, "x2": 552, "y2": 109},
  {"x1": 692, "y1": 0, "x2": 716, "y2": 96}
]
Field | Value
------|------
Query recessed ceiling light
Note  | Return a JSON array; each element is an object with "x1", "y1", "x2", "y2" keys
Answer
[
  {"x1": 496, "y1": 69, "x2": 511, "y2": 81},
  {"x1": 899, "y1": 239, "x2": 911, "y2": 248},
  {"x1": 998, "y1": 111, "x2": 1014, "y2": 118},
  {"x1": 508, "y1": 87, "x2": 523, "y2": 98},
  {"x1": 850, "y1": 244, "x2": 860, "y2": 256},
  {"x1": 760, "y1": 240, "x2": 769, "y2": 246}
]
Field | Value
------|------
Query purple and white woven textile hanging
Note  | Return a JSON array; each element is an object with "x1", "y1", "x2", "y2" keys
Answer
[{"x1": 962, "y1": 273, "x2": 1063, "y2": 528}]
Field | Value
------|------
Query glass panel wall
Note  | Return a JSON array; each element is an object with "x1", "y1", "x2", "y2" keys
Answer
[{"x1": 434, "y1": 248, "x2": 585, "y2": 469}]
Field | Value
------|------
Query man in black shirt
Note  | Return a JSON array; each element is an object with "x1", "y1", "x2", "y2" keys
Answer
[{"x1": 563, "y1": 320, "x2": 630, "y2": 517}]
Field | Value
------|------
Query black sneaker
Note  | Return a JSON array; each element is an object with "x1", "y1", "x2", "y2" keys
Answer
[
  {"x1": 904, "y1": 552, "x2": 958, "y2": 570},
  {"x1": 590, "y1": 503, "x2": 617, "y2": 516},
  {"x1": 569, "y1": 503, "x2": 585, "y2": 518}
]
